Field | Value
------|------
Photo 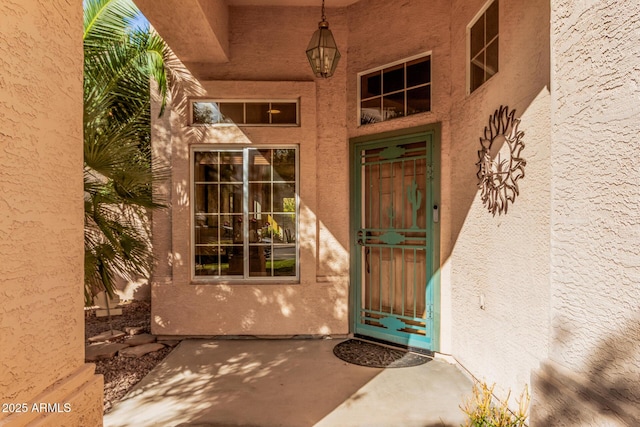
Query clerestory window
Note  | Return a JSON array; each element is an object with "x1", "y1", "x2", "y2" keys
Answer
[
  {"x1": 192, "y1": 147, "x2": 299, "y2": 281},
  {"x1": 469, "y1": 0, "x2": 499, "y2": 93},
  {"x1": 191, "y1": 100, "x2": 299, "y2": 126}
]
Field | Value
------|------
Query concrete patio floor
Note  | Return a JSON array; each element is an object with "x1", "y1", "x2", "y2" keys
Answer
[{"x1": 104, "y1": 339, "x2": 473, "y2": 427}]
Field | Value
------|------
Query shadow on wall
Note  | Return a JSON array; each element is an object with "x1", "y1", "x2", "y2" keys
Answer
[
  {"x1": 150, "y1": 51, "x2": 350, "y2": 335},
  {"x1": 532, "y1": 316, "x2": 640, "y2": 425}
]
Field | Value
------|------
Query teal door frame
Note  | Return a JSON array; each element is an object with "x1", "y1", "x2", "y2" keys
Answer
[{"x1": 349, "y1": 124, "x2": 441, "y2": 352}]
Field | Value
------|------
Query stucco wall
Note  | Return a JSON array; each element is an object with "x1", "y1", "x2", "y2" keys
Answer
[
  {"x1": 447, "y1": 0, "x2": 552, "y2": 403},
  {"x1": 142, "y1": 0, "x2": 640, "y2": 423},
  {"x1": 0, "y1": 1, "x2": 103, "y2": 425},
  {"x1": 151, "y1": 75, "x2": 351, "y2": 336},
  {"x1": 186, "y1": 6, "x2": 347, "y2": 81},
  {"x1": 531, "y1": 1, "x2": 640, "y2": 424}
]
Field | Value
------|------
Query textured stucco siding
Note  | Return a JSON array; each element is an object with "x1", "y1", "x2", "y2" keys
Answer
[
  {"x1": 150, "y1": 6, "x2": 352, "y2": 337},
  {"x1": 531, "y1": 0, "x2": 640, "y2": 424},
  {"x1": 151, "y1": 76, "x2": 352, "y2": 336},
  {"x1": 448, "y1": 0, "x2": 552, "y2": 403},
  {"x1": 0, "y1": 1, "x2": 103, "y2": 425},
  {"x1": 187, "y1": 6, "x2": 347, "y2": 81},
  {"x1": 144, "y1": 1, "x2": 640, "y2": 423}
]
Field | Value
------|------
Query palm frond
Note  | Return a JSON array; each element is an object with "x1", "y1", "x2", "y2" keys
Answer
[
  {"x1": 83, "y1": 0, "x2": 171, "y2": 304},
  {"x1": 84, "y1": 0, "x2": 139, "y2": 47}
]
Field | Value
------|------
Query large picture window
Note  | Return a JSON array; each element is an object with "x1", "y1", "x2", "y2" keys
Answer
[
  {"x1": 469, "y1": 0, "x2": 499, "y2": 93},
  {"x1": 193, "y1": 147, "x2": 298, "y2": 280},
  {"x1": 358, "y1": 54, "x2": 431, "y2": 125}
]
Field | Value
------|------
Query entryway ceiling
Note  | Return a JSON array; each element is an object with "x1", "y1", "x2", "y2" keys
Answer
[{"x1": 135, "y1": 0, "x2": 358, "y2": 66}]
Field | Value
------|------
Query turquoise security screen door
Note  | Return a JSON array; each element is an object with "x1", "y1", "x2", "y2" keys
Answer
[{"x1": 352, "y1": 132, "x2": 438, "y2": 351}]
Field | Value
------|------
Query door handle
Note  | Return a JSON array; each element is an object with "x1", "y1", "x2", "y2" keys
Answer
[{"x1": 365, "y1": 247, "x2": 370, "y2": 274}]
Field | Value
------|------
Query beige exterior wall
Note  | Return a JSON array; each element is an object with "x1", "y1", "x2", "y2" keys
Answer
[
  {"x1": 0, "y1": 1, "x2": 103, "y2": 426},
  {"x1": 531, "y1": 1, "x2": 640, "y2": 424},
  {"x1": 153, "y1": 79, "x2": 352, "y2": 336},
  {"x1": 447, "y1": 0, "x2": 552, "y2": 402},
  {"x1": 152, "y1": 25, "x2": 351, "y2": 335},
  {"x1": 147, "y1": 0, "x2": 639, "y2": 422}
]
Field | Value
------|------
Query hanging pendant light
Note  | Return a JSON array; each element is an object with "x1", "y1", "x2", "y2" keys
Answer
[{"x1": 306, "y1": 0, "x2": 341, "y2": 78}]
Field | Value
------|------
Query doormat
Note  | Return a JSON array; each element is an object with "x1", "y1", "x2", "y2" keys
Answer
[{"x1": 333, "y1": 339, "x2": 431, "y2": 368}]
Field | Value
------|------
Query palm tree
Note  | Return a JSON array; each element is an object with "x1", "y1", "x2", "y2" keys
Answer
[{"x1": 83, "y1": 0, "x2": 169, "y2": 305}]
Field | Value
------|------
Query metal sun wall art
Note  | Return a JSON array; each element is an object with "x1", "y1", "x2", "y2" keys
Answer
[{"x1": 476, "y1": 105, "x2": 526, "y2": 216}]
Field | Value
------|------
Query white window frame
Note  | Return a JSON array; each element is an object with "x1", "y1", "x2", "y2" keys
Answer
[
  {"x1": 356, "y1": 51, "x2": 432, "y2": 127},
  {"x1": 190, "y1": 145, "x2": 300, "y2": 283},
  {"x1": 190, "y1": 99, "x2": 300, "y2": 127},
  {"x1": 466, "y1": 0, "x2": 499, "y2": 95}
]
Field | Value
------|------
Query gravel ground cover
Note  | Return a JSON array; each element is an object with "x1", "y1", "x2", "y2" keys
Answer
[{"x1": 85, "y1": 300, "x2": 173, "y2": 413}]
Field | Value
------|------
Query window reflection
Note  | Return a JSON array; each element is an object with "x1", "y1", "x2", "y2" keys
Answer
[
  {"x1": 194, "y1": 147, "x2": 298, "y2": 279},
  {"x1": 359, "y1": 55, "x2": 431, "y2": 125}
]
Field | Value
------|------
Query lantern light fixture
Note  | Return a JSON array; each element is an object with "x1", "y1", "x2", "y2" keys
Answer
[{"x1": 305, "y1": 0, "x2": 341, "y2": 78}]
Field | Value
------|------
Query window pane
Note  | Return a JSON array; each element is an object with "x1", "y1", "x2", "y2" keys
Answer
[
  {"x1": 383, "y1": 64, "x2": 404, "y2": 94},
  {"x1": 246, "y1": 102, "x2": 270, "y2": 124},
  {"x1": 273, "y1": 183, "x2": 295, "y2": 212},
  {"x1": 383, "y1": 92, "x2": 405, "y2": 120},
  {"x1": 220, "y1": 184, "x2": 242, "y2": 214},
  {"x1": 195, "y1": 213, "x2": 217, "y2": 230},
  {"x1": 195, "y1": 218, "x2": 220, "y2": 245},
  {"x1": 361, "y1": 71, "x2": 381, "y2": 99},
  {"x1": 486, "y1": 0, "x2": 499, "y2": 42},
  {"x1": 406, "y1": 57, "x2": 430, "y2": 88},
  {"x1": 219, "y1": 152, "x2": 243, "y2": 182},
  {"x1": 249, "y1": 245, "x2": 269, "y2": 277},
  {"x1": 407, "y1": 85, "x2": 431, "y2": 115},
  {"x1": 250, "y1": 183, "x2": 272, "y2": 214},
  {"x1": 220, "y1": 214, "x2": 237, "y2": 244},
  {"x1": 193, "y1": 102, "x2": 221, "y2": 124},
  {"x1": 271, "y1": 245, "x2": 296, "y2": 277},
  {"x1": 249, "y1": 149, "x2": 272, "y2": 181},
  {"x1": 220, "y1": 103, "x2": 244, "y2": 124},
  {"x1": 271, "y1": 214, "x2": 296, "y2": 243},
  {"x1": 470, "y1": 17, "x2": 485, "y2": 58},
  {"x1": 195, "y1": 184, "x2": 219, "y2": 214},
  {"x1": 273, "y1": 149, "x2": 296, "y2": 181},
  {"x1": 486, "y1": 38, "x2": 499, "y2": 77},
  {"x1": 270, "y1": 103, "x2": 297, "y2": 124},
  {"x1": 223, "y1": 246, "x2": 244, "y2": 276},
  {"x1": 361, "y1": 98, "x2": 382, "y2": 125},
  {"x1": 194, "y1": 152, "x2": 219, "y2": 182},
  {"x1": 195, "y1": 247, "x2": 219, "y2": 276},
  {"x1": 470, "y1": 63, "x2": 484, "y2": 92}
]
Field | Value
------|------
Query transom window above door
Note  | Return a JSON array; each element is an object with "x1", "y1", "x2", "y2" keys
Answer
[
  {"x1": 192, "y1": 147, "x2": 299, "y2": 281},
  {"x1": 358, "y1": 54, "x2": 431, "y2": 126}
]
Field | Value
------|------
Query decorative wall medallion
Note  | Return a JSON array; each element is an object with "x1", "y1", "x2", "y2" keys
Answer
[{"x1": 476, "y1": 106, "x2": 526, "y2": 216}]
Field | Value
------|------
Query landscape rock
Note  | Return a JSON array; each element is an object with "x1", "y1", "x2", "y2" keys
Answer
[
  {"x1": 86, "y1": 300, "x2": 175, "y2": 413},
  {"x1": 125, "y1": 333, "x2": 156, "y2": 346},
  {"x1": 86, "y1": 343, "x2": 129, "y2": 362},
  {"x1": 158, "y1": 340, "x2": 181, "y2": 348},
  {"x1": 88, "y1": 330, "x2": 126, "y2": 343},
  {"x1": 119, "y1": 343, "x2": 165, "y2": 358},
  {"x1": 124, "y1": 326, "x2": 145, "y2": 336}
]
